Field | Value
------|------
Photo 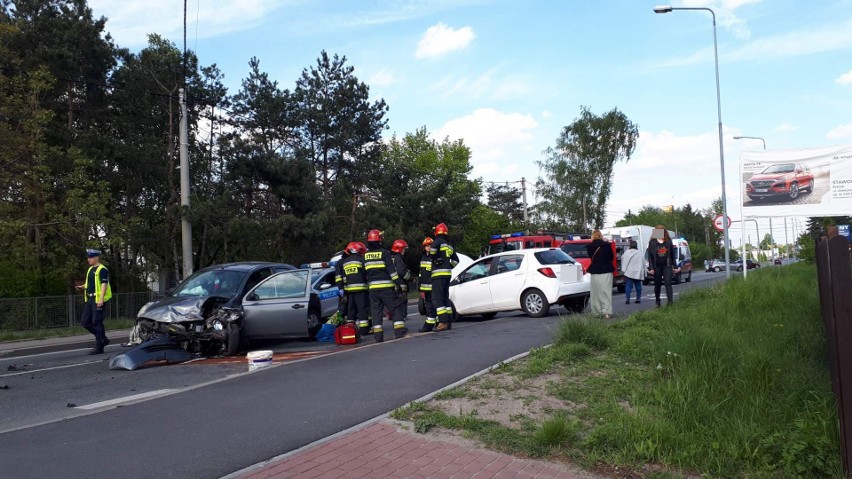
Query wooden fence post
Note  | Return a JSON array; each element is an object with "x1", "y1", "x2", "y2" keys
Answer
[{"x1": 816, "y1": 235, "x2": 852, "y2": 477}]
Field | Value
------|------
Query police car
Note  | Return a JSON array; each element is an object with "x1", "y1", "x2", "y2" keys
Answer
[{"x1": 302, "y1": 262, "x2": 342, "y2": 319}]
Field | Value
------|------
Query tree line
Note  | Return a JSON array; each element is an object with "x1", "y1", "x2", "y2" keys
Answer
[{"x1": 2, "y1": 0, "x2": 695, "y2": 298}]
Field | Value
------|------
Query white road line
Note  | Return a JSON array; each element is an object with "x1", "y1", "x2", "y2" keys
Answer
[
  {"x1": 0, "y1": 359, "x2": 106, "y2": 378},
  {"x1": 75, "y1": 389, "x2": 176, "y2": 410}
]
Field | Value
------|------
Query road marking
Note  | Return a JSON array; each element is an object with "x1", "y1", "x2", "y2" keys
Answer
[
  {"x1": 75, "y1": 389, "x2": 176, "y2": 410},
  {"x1": 0, "y1": 359, "x2": 106, "y2": 378}
]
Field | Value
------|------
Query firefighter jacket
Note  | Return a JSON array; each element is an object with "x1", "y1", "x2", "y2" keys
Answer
[
  {"x1": 390, "y1": 252, "x2": 412, "y2": 284},
  {"x1": 430, "y1": 236, "x2": 459, "y2": 279},
  {"x1": 419, "y1": 253, "x2": 432, "y2": 292},
  {"x1": 337, "y1": 253, "x2": 368, "y2": 293},
  {"x1": 364, "y1": 247, "x2": 400, "y2": 290}
]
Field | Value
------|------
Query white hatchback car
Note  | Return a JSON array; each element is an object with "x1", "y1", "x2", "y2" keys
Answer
[{"x1": 449, "y1": 248, "x2": 590, "y2": 318}]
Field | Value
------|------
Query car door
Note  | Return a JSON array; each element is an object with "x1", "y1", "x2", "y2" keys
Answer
[
  {"x1": 241, "y1": 270, "x2": 311, "y2": 338},
  {"x1": 489, "y1": 254, "x2": 526, "y2": 309},
  {"x1": 449, "y1": 257, "x2": 495, "y2": 314},
  {"x1": 314, "y1": 270, "x2": 340, "y2": 318}
]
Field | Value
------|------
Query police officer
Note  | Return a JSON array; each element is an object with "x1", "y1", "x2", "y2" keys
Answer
[
  {"x1": 390, "y1": 239, "x2": 412, "y2": 327},
  {"x1": 430, "y1": 223, "x2": 458, "y2": 331},
  {"x1": 417, "y1": 237, "x2": 437, "y2": 332},
  {"x1": 76, "y1": 249, "x2": 112, "y2": 354},
  {"x1": 337, "y1": 241, "x2": 370, "y2": 335},
  {"x1": 364, "y1": 230, "x2": 404, "y2": 342}
]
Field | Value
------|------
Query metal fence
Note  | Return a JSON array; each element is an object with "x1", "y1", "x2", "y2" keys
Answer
[{"x1": 0, "y1": 292, "x2": 163, "y2": 331}]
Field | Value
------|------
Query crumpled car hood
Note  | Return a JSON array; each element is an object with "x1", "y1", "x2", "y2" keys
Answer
[{"x1": 139, "y1": 296, "x2": 209, "y2": 323}]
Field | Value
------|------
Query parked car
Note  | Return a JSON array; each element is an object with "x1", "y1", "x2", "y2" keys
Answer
[
  {"x1": 707, "y1": 259, "x2": 728, "y2": 272},
  {"x1": 448, "y1": 248, "x2": 590, "y2": 319},
  {"x1": 733, "y1": 259, "x2": 760, "y2": 271},
  {"x1": 774, "y1": 258, "x2": 783, "y2": 265},
  {"x1": 745, "y1": 163, "x2": 814, "y2": 201},
  {"x1": 131, "y1": 262, "x2": 344, "y2": 357},
  {"x1": 304, "y1": 263, "x2": 343, "y2": 319}
]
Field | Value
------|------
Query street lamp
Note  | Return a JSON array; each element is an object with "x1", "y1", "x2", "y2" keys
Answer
[
  {"x1": 654, "y1": 4, "x2": 731, "y2": 279},
  {"x1": 733, "y1": 136, "x2": 766, "y2": 150}
]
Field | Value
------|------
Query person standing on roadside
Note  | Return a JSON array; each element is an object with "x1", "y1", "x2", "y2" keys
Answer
[
  {"x1": 417, "y1": 237, "x2": 437, "y2": 332},
  {"x1": 621, "y1": 240, "x2": 644, "y2": 304},
  {"x1": 364, "y1": 230, "x2": 404, "y2": 342},
  {"x1": 430, "y1": 223, "x2": 458, "y2": 331},
  {"x1": 76, "y1": 249, "x2": 112, "y2": 354},
  {"x1": 646, "y1": 225, "x2": 680, "y2": 307},
  {"x1": 390, "y1": 239, "x2": 412, "y2": 335},
  {"x1": 586, "y1": 230, "x2": 614, "y2": 319},
  {"x1": 337, "y1": 242, "x2": 370, "y2": 335}
]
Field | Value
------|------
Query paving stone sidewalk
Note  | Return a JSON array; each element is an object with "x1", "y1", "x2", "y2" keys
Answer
[{"x1": 238, "y1": 419, "x2": 599, "y2": 479}]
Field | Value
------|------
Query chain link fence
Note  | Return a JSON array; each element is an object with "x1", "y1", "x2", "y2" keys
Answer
[{"x1": 0, "y1": 292, "x2": 163, "y2": 331}]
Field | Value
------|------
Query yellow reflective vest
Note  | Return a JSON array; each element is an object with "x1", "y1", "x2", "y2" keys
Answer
[{"x1": 83, "y1": 264, "x2": 113, "y2": 303}]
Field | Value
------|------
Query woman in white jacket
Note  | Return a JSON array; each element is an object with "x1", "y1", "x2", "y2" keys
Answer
[{"x1": 620, "y1": 240, "x2": 644, "y2": 304}]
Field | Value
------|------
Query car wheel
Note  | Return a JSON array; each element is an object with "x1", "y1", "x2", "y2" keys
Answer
[
  {"x1": 480, "y1": 312, "x2": 497, "y2": 320},
  {"x1": 685, "y1": 271, "x2": 692, "y2": 282},
  {"x1": 418, "y1": 296, "x2": 426, "y2": 316},
  {"x1": 713, "y1": 267, "x2": 721, "y2": 273},
  {"x1": 737, "y1": 266, "x2": 743, "y2": 272},
  {"x1": 788, "y1": 182, "x2": 799, "y2": 199},
  {"x1": 674, "y1": 271, "x2": 682, "y2": 284},
  {"x1": 521, "y1": 288, "x2": 550, "y2": 318},
  {"x1": 808, "y1": 179, "x2": 814, "y2": 192},
  {"x1": 448, "y1": 300, "x2": 462, "y2": 322},
  {"x1": 226, "y1": 324, "x2": 240, "y2": 357},
  {"x1": 307, "y1": 310, "x2": 323, "y2": 338}
]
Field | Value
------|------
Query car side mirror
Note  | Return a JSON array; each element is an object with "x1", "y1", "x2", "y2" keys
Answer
[{"x1": 246, "y1": 293, "x2": 258, "y2": 302}]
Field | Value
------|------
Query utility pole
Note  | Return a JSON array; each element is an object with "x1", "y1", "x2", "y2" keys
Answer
[
  {"x1": 521, "y1": 177, "x2": 528, "y2": 229},
  {"x1": 179, "y1": 88, "x2": 193, "y2": 278},
  {"x1": 784, "y1": 217, "x2": 789, "y2": 258}
]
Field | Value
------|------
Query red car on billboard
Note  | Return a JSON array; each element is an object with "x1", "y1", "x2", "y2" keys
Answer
[{"x1": 746, "y1": 163, "x2": 814, "y2": 201}]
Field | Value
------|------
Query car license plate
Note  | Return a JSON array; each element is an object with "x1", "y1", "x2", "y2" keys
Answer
[{"x1": 755, "y1": 188, "x2": 768, "y2": 193}]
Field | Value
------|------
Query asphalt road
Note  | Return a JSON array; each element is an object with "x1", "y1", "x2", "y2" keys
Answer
[{"x1": 0, "y1": 271, "x2": 724, "y2": 479}]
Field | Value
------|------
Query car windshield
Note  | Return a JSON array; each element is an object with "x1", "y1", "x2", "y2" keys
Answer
[
  {"x1": 559, "y1": 243, "x2": 590, "y2": 258},
  {"x1": 171, "y1": 270, "x2": 246, "y2": 298},
  {"x1": 535, "y1": 249, "x2": 576, "y2": 265},
  {"x1": 761, "y1": 164, "x2": 795, "y2": 174}
]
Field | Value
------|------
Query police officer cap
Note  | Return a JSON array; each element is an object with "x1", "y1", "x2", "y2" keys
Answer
[{"x1": 86, "y1": 248, "x2": 101, "y2": 257}]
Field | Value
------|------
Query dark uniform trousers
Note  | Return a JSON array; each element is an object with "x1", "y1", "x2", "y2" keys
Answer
[
  {"x1": 81, "y1": 297, "x2": 108, "y2": 345},
  {"x1": 346, "y1": 291, "x2": 370, "y2": 327},
  {"x1": 431, "y1": 277, "x2": 453, "y2": 324},
  {"x1": 370, "y1": 289, "x2": 404, "y2": 335}
]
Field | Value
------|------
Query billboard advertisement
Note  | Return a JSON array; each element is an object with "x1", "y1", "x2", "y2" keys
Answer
[{"x1": 740, "y1": 144, "x2": 852, "y2": 217}]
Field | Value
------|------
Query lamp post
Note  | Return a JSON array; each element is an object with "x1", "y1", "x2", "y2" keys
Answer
[
  {"x1": 654, "y1": 4, "x2": 731, "y2": 279},
  {"x1": 733, "y1": 135, "x2": 770, "y2": 259}
]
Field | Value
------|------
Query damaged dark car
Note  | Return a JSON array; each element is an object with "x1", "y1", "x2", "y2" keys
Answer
[{"x1": 130, "y1": 262, "x2": 335, "y2": 357}]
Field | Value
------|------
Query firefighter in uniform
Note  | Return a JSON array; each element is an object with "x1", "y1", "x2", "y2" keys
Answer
[
  {"x1": 430, "y1": 223, "x2": 458, "y2": 331},
  {"x1": 390, "y1": 239, "x2": 412, "y2": 328},
  {"x1": 417, "y1": 237, "x2": 437, "y2": 332},
  {"x1": 336, "y1": 242, "x2": 370, "y2": 335},
  {"x1": 364, "y1": 230, "x2": 404, "y2": 342}
]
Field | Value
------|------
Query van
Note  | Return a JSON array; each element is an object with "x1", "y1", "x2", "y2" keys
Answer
[{"x1": 672, "y1": 238, "x2": 693, "y2": 283}]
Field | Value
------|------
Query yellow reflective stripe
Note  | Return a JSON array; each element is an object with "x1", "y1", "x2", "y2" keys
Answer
[
  {"x1": 425, "y1": 318, "x2": 437, "y2": 324},
  {"x1": 357, "y1": 321, "x2": 370, "y2": 328},
  {"x1": 369, "y1": 284, "x2": 394, "y2": 290},
  {"x1": 432, "y1": 271, "x2": 452, "y2": 277},
  {"x1": 365, "y1": 263, "x2": 385, "y2": 269},
  {"x1": 371, "y1": 325, "x2": 383, "y2": 333},
  {"x1": 344, "y1": 285, "x2": 368, "y2": 292},
  {"x1": 393, "y1": 321, "x2": 406, "y2": 329},
  {"x1": 419, "y1": 285, "x2": 432, "y2": 291}
]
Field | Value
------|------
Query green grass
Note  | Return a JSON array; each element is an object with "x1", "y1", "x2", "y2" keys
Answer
[
  {"x1": 395, "y1": 264, "x2": 843, "y2": 478},
  {"x1": 0, "y1": 318, "x2": 135, "y2": 342}
]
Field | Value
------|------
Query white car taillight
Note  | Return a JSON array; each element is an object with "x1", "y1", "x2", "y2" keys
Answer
[{"x1": 537, "y1": 267, "x2": 557, "y2": 278}]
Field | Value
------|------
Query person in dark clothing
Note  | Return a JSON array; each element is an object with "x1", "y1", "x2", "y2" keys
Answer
[
  {"x1": 586, "y1": 230, "x2": 615, "y2": 319},
  {"x1": 76, "y1": 249, "x2": 112, "y2": 354},
  {"x1": 390, "y1": 239, "x2": 412, "y2": 337},
  {"x1": 429, "y1": 223, "x2": 459, "y2": 331},
  {"x1": 337, "y1": 242, "x2": 370, "y2": 335},
  {"x1": 364, "y1": 230, "x2": 403, "y2": 342},
  {"x1": 417, "y1": 237, "x2": 437, "y2": 332},
  {"x1": 646, "y1": 225, "x2": 680, "y2": 307}
]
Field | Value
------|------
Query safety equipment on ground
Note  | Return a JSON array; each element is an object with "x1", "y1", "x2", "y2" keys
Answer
[
  {"x1": 422, "y1": 237, "x2": 433, "y2": 248},
  {"x1": 367, "y1": 229, "x2": 383, "y2": 242},
  {"x1": 434, "y1": 223, "x2": 448, "y2": 235},
  {"x1": 391, "y1": 239, "x2": 408, "y2": 253}
]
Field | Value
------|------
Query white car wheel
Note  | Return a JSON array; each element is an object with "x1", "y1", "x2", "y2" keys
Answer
[{"x1": 521, "y1": 289, "x2": 550, "y2": 318}]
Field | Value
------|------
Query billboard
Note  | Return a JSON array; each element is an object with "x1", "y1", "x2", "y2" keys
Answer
[{"x1": 740, "y1": 144, "x2": 852, "y2": 217}]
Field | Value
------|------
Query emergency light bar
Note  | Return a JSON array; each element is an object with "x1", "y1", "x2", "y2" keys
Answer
[
  {"x1": 301, "y1": 262, "x2": 335, "y2": 269},
  {"x1": 490, "y1": 232, "x2": 525, "y2": 240}
]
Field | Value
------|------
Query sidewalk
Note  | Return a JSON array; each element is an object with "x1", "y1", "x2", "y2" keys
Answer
[
  {"x1": 235, "y1": 420, "x2": 601, "y2": 479},
  {"x1": 0, "y1": 329, "x2": 131, "y2": 355}
]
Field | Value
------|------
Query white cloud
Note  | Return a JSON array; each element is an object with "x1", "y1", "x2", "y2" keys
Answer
[
  {"x1": 678, "y1": 0, "x2": 762, "y2": 39},
  {"x1": 432, "y1": 109, "x2": 538, "y2": 163},
  {"x1": 541, "y1": 111, "x2": 553, "y2": 119},
  {"x1": 427, "y1": 70, "x2": 531, "y2": 101},
  {"x1": 836, "y1": 69, "x2": 852, "y2": 85},
  {"x1": 90, "y1": 0, "x2": 286, "y2": 48},
  {"x1": 775, "y1": 123, "x2": 798, "y2": 133},
  {"x1": 368, "y1": 68, "x2": 397, "y2": 87},
  {"x1": 826, "y1": 123, "x2": 852, "y2": 139},
  {"x1": 416, "y1": 23, "x2": 475, "y2": 59}
]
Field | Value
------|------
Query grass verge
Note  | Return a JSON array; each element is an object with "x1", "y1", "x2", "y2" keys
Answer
[{"x1": 392, "y1": 263, "x2": 841, "y2": 478}]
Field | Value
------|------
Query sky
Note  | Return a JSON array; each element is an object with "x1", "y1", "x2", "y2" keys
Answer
[{"x1": 87, "y1": 0, "x2": 852, "y2": 248}]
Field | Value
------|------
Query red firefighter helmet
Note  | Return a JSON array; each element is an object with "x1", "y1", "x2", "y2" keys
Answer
[
  {"x1": 433, "y1": 223, "x2": 449, "y2": 235},
  {"x1": 422, "y1": 237, "x2": 433, "y2": 248},
  {"x1": 346, "y1": 242, "x2": 360, "y2": 254},
  {"x1": 353, "y1": 241, "x2": 367, "y2": 254},
  {"x1": 391, "y1": 239, "x2": 408, "y2": 253},
  {"x1": 366, "y1": 229, "x2": 383, "y2": 242}
]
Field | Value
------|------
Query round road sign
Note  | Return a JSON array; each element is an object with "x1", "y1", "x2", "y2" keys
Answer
[{"x1": 713, "y1": 214, "x2": 731, "y2": 232}]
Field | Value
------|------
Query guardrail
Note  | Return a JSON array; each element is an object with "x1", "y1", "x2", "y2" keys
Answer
[{"x1": 0, "y1": 292, "x2": 162, "y2": 331}]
